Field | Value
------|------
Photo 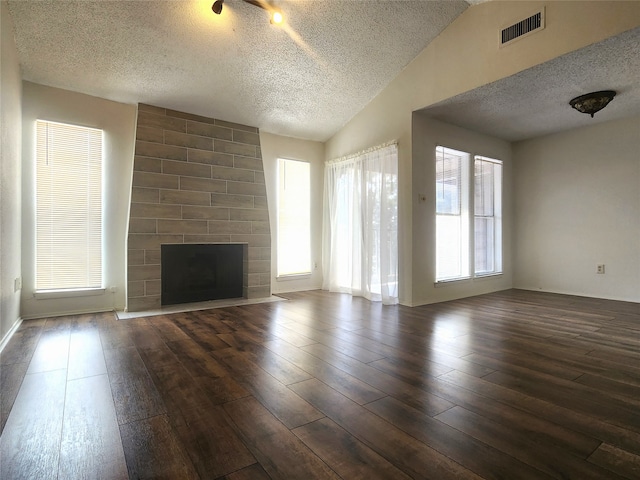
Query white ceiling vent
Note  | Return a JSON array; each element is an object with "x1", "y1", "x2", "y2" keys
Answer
[{"x1": 500, "y1": 9, "x2": 545, "y2": 46}]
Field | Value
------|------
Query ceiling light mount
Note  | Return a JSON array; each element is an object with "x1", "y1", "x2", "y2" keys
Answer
[
  {"x1": 569, "y1": 90, "x2": 616, "y2": 118},
  {"x1": 211, "y1": 0, "x2": 284, "y2": 24}
]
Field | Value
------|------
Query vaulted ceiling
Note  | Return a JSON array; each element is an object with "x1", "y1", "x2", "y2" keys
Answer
[
  {"x1": 8, "y1": 0, "x2": 473, "y2": 141},
  {"x1": 7, "y1": 1, "x2": 638, "y2": 143}
]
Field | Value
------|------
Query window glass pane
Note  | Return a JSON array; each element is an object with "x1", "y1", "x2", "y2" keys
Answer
[
  {"x1": 437, "y1": 215, "x2": 463, "y2": 279},
  {"x1": 475, "y1": 217, "x2": 495, "y2": 273},
  {"x1": 277, "y1": 158, "x2": 311, "y2": 276},
  {"x1": 436, "y1": 147, "x2": 461, "y2": 215},
  {"x1": 475, "y1": 160, "x2": 494, "y2": 216},
  {"x1": 36, "y1": 120, "x2": 103, "y2": 290}
]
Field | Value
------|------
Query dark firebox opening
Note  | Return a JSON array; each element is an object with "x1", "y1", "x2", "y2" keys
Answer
[{"x1": 161, "y1": 244, "x2": 244, "y2": 306}]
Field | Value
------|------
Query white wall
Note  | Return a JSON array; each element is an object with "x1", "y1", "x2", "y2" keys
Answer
[
  {"x1": 411, "y1": 114, "x2": 513, "y2": 306},
  {"x1": 513, "y1": 116, "x2": 640, "y2": 302},
  {"x1": 21, "y1": 82, "x2": 136, "y2": 318},
  {"x1": 1, "y1": 3, "x2": 23, "y2": 342},
  {"x1": 260, "y1": 132, "x2": 324, "y2": 293},
  {"x1": 325, "y1": 1, "x2": 640, "y2": 305}
]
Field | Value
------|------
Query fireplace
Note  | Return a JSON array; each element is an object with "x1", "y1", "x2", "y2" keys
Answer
[
  {"x1": 161, "y1": 243, "x2": 244, "y2": 306},
  {"x1": 127, "y1": 104, "x2": 271, "y2": 312}
]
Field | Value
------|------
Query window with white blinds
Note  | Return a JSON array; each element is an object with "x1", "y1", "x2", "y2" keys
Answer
[
  {"x1": 435, "y1": 147, "x2": 502, "y2": 282},
  {"x1": 36, "y1": 120, "x2": 103, "y2": 291},
  {"x1": 435, "y1": 146, "x2": 470, "y2": 281},
  {"x1": 474, "y1": 157, "x2": 503, "y2": 276},
  {"x1": 277, "y1": 158, "x2": 311, "y2": 276}
]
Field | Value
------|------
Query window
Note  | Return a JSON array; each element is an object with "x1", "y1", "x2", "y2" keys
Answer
[
  {"x1": 474, "y1": 156, "x2": 502, "y2": 276},
  {"x1": 277, "y1": 158, "x2": 311, "y2": 276},
  {"x1": 435, "y1": 146, "x2": 470, "y2": 281},
  {"x1": 435, "y1": 146, "x2": 502, "y2": 282},
  {"x1": 36, "y1": 120, "x2": 103, "y2": 291}
]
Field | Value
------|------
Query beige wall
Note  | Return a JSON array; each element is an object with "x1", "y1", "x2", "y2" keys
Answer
[
  {"x1": 260, "y1": 132, "x2": 325, "y2": 293},
  {"x1": 0, "y1": 3, "x2": 23, "y2": 342},
  {"x1": 21, "y1": 82, "x2": 136, "y2": 318},
  {"x1": 326, "y1": 1, "x2": 640, "y2": 305},
  {"x1": 513, "y1": 116, "x2": 640, "y2": 302}
]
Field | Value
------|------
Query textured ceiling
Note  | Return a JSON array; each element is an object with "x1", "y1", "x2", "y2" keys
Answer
[
  {"x1": 420, "y1": 26, "x2": 640, "y2": 142},
  {"x1": 8, "y1": 0, "x2": 470, "y2": 141}
]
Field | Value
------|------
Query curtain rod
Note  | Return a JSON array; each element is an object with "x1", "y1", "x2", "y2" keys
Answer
[{"x1": 326, "y1": 140, "x2": 397, "y2": 165}]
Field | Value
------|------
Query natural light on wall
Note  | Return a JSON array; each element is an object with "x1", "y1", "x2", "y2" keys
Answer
[
  {"x1": 36, "y1": 120, "x2": 103, "y2": 291},
  {"x1": 277, "y1": 158, "x2": 311, "y2": 276}
]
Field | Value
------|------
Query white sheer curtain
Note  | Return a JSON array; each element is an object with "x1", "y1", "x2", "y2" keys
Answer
[{"x1": 322, "y1": 143, "x2": 398, "y2": 305}]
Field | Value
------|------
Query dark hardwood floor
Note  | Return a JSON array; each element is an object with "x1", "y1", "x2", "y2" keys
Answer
[{"x1": 1, "y1": 289, "x2": 639, "y2": 479}]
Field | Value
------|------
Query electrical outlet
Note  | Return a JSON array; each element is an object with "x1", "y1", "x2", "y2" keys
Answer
[
  {"x1": 314, "y1": 262, "x2": 318, "y2": 270},
  {"x1": 14, "y1": 277, "x2": 22, "y2": 292},
  {"x1": 596, "y1": 264, "x2": 605, "y2": 274}
]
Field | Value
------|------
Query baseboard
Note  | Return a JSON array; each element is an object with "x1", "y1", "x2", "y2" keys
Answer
[
  {"x1": 272, "y1": 285, "x2": 323, "y2": 294},
  {"x1": 515, "y1": 286, "x2": 640, "y2": 304},
  {"x1": 20, "y1": 308, "x2": 114, "y2": 321},
  {"x1": 0, "y1": 317, "x2": 23, "y2": 354}
]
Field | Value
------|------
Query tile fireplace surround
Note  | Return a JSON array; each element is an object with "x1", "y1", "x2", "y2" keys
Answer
[{"x1": 126, "y1": 104, "x2": 271, "y2": 312}]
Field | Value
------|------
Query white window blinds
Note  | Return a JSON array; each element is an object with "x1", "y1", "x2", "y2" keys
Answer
[{"x1": 36, "y1": 120, "x2": 103, "y2": 291}]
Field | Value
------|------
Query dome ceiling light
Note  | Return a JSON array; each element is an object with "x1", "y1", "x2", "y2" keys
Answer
[{"x1": 569, "y1": 90, "x2": 616, "y2": 118}]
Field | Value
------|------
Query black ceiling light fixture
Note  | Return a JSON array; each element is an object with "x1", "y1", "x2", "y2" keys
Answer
[
  {"x1": 212, "y1": 0, "x2": 283, "y2": 24},
  {"x1": 211, "y1": 0, "x2": 224, "y2": 14},
  {"x1": 569, "y1": 90, "x2": 616, "y2": 118}
]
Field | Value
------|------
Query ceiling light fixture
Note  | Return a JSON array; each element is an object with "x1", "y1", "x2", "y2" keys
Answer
[
  {"x1": 569, "y1": 90, "x2": 616, "y2": 118},
  {"x1": 211, "y1": 0, "x2": 224, "y2": 14},
  {"x1": 271, "y1": 10, "x2": 283, "y2": 25},
  {"x1": 244, "y1": 0, "x2": 284, "y2": 25},
  {"x1": 212, "y1": 0, "x2": 283, "y2": 25}
]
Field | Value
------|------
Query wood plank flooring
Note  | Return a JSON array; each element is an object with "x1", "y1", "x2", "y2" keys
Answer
[{"x1": 1, "y1": 289, "x2": 639, "y2": 479}]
